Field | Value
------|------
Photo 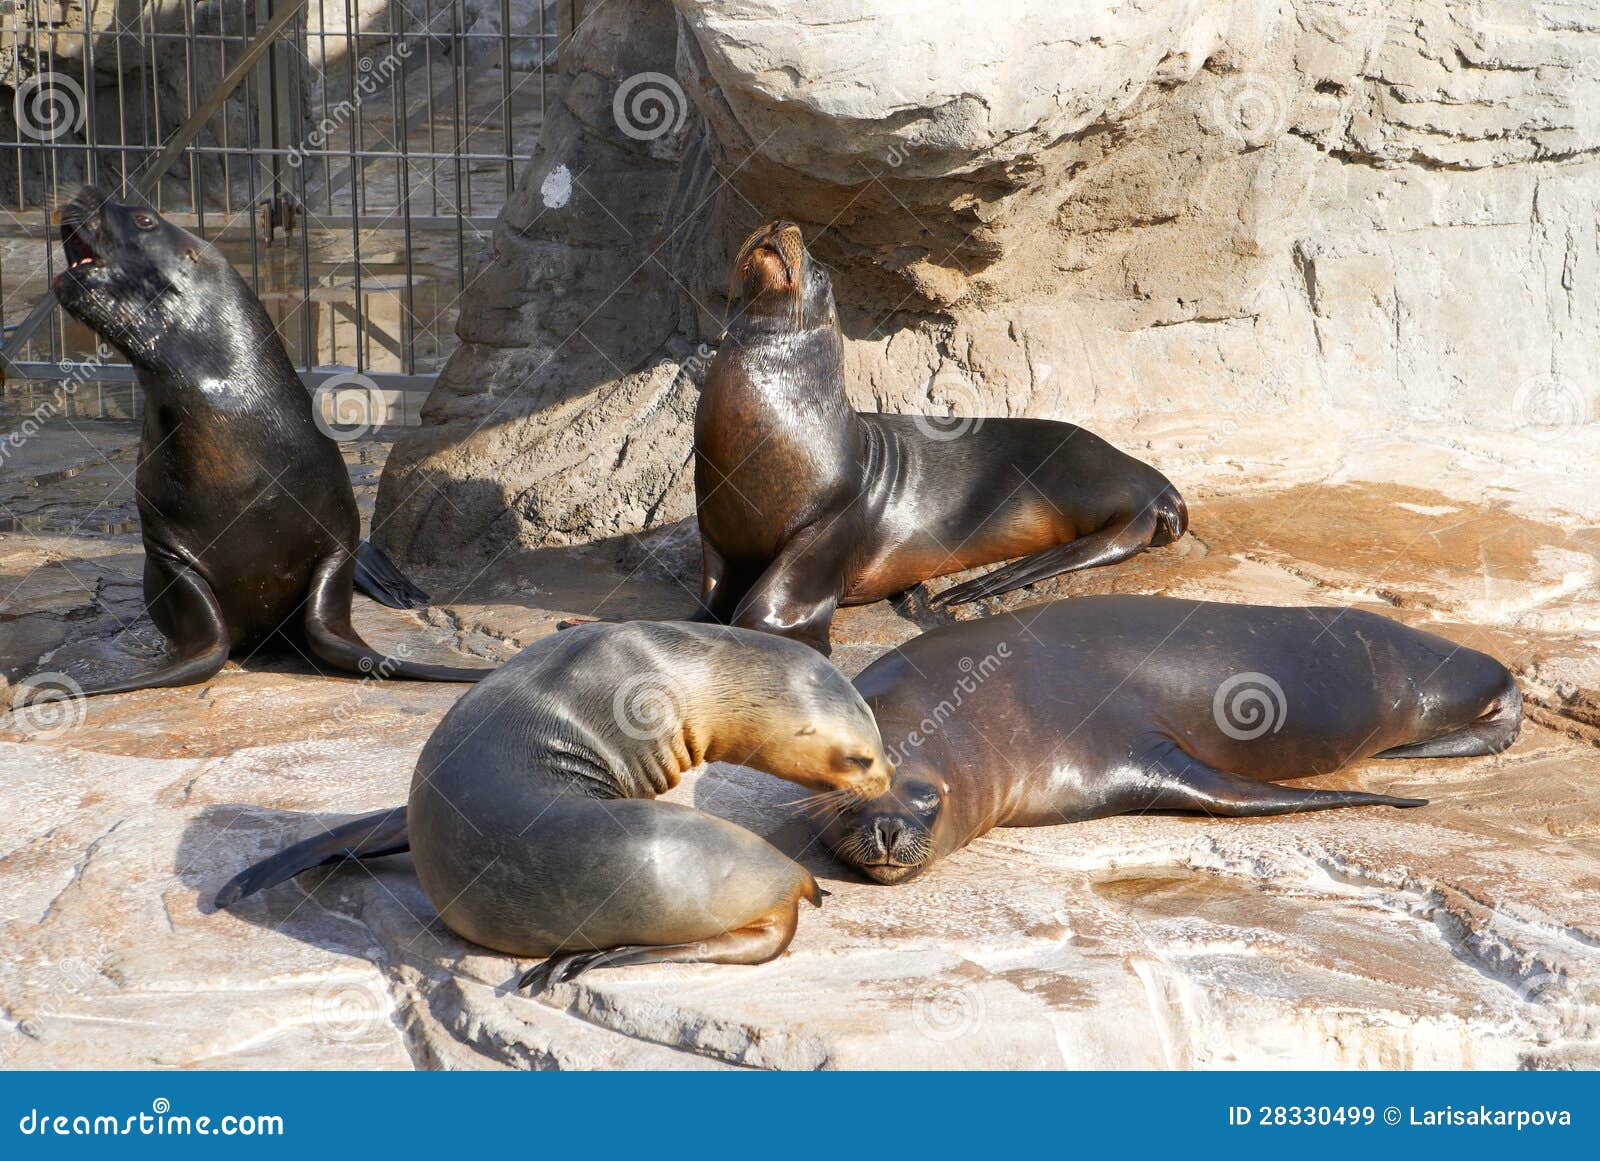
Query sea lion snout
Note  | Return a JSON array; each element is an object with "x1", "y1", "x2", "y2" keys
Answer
[
  {"x1": 732, "y1": 220, "x2": 811, "y2": 322},
  {"x1": 823, "y1": 774, "x2": 945, "y2": 884}
]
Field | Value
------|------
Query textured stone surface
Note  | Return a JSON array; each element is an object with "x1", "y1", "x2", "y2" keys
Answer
[
  {"x1": 374, "y1": 0, "x2": 1600, "y2": 564},
  {"x1": 3, "y1": 417, "x2": 1598, "y2": 1069}
]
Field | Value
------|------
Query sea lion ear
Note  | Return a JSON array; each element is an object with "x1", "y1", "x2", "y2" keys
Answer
[
  {"x1": 185, "y1": 249, "x2": 202, "y2": 264},
  {"x1": 796, "y1": 723, "x2": 817, "y2": 736}
]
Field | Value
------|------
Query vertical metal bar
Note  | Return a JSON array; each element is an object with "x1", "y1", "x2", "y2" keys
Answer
[
  {"x1": 344, "y1": 0, "x2": 364, "y2": 372},
  {"x1": 82, "y1": 0, "x2": 96, "y2": 188},
  {"x1": 424, "y1": 0, "x2": 438, "y2": 217},
  {"x1": 395, "y1": 18, "x2": 416, "y2": 376},
  {"x1": 501, "y1": 0, "x2": 514, "y2": 197},
  {"x1": 148, "y1": 1, "x2": 163, "y2": 213},
  {"x1": 293, "y1": 8, "x2": 314, "y2": 373},
  {"x1": 243, "y1": 5, "x2": 262, "y2": 294},
  {"x1": 450, "y1": 0, "x2": 465, "y2": 295},
  {"x1": 31, "y1": 0, "x2": 60, "y2": 365},
  {"x1": 183, "y1": 1, "x2": 203, "y2": 231},
  {"x1": 219, "y1": 0, "x2": 233, "y2": 218},
  {"x1": 456, "y1": 0, "x2": 471, "y2": 217},
  {"x1": 113, "y1": 0, "x2": 128, "y2": 195}
]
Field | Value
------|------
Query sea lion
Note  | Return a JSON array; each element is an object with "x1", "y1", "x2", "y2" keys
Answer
[
  {"x1": 15, "y1": 184, "x2": 486, "y2": 702},
  {"x1": 692, "y1": 221, "x2": 1188, "y2": 654},
  {"x1": 214, "y1": 620, "x2": 892, "y2": 990},
  {"x1": 818, "y1": 596, "x2": 1521, "y2": 883}
]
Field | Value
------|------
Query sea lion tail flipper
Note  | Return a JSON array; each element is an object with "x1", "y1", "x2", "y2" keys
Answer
[
  {"x1": 353, "y1": 540, "x2": 431, "y2": 609},
  {"x1": 13, "y1": 555, "x2": 231, "y2": 702},
  {"x1": 305, "y1": 553, "x2": 493, "y2": 683},
  {"x1": 1124, "y1": 739, "x2": 1427, "y2": 817},
  {"x1": 213, "y1": 806, "x2": 409, "y2": 908},
  {"x1": 930, "y1": 508, "x2": 1159, "y2": 608},
  {"x1": 519, "y1": 910, "x2": 799, "y2": 994}
]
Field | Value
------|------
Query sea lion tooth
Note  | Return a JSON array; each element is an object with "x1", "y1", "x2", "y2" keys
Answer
[{"x1": 13, "y1": 185, "x2": 491, "y2": 704}]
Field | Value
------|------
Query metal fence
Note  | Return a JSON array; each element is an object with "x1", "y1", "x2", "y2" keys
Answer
[{"x1": 0, "y1": 0, "x2": 555, "y2": 419}]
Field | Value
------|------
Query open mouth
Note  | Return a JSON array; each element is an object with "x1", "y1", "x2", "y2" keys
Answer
[{"x1": 61, "y1": 221, "x2": 97, "y2": 269}]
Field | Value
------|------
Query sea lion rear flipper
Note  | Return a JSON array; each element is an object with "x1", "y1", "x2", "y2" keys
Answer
[
  {"x1": 353, "y1": 540, "x2": 431, "y2": 609},
  {"x1": 304, "y1": 551, "x2": 492, "y2": 682},
  {"x1": 519, "y1": 908, "x2": 799, "y2": 994},
  {"x1": 15, "y1": 553, "x2": 230, "y2": 703},
  {"x1": 213, "y1": 806, "x2": 408, "y2": 908},
  {"x1": 1120, "y1": 738, "x2": 1427, "y2": 817},
  {"x1": 930, "y1": 507, "x2": 1159, "y2": 608}
]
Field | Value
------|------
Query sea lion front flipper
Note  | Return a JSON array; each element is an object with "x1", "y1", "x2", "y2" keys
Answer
[
  {"x1": 1374, "y1": 675, "x2": 1523, "y2": 758},
  {"x1": 519, "y1": 907, "x2": 800, "y2": 994},
  {"x1": 1120, "y1": 738, "x2": 1428, "y2": 817},
  {"x1": 930, "y1": 507, "x2": 1159, "y2": 608},
  {"x1": 15, "y1": 551, "x2": 230, "y2": 702},
  {"x1": 303, "y1": 551, "x2": 492, "y2": 683},
  {"x1": 730, "y1": 523, "x2": 849, "y2": 653},
  {"x1": 213, "y1": 806, "x2": 409, "y2": 908},
  {"x1": 352, "y1": 540, "x2": 430, "y2": 610}
]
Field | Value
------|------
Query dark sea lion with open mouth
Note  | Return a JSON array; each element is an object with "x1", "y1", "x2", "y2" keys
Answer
[
  {"x1": 213, "y1": 621, "x2": 892, "y2": 990},
  {"x1": 692, "y1": 221, "x2": 1188, "y2": 654},
  {"x1": 817, "y1": 596, "x2": 1521, "y2": 883},
  {"x1": 14, "y1": 185, "x2": 489, "y2": 702}
]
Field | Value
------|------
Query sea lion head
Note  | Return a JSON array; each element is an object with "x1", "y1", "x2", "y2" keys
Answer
[
  {"x1": 729, "y1": 220, "x2": 835, "y2": 331},
  {"x1": 713, "y1": 631, "x2": 892, "y2": 800},
  {"x1": 820, "y1": 764, "x2": 953, "y2": 885},
  {"x1": 53, "y1": 185, "x2": 246, "y2": 375}
]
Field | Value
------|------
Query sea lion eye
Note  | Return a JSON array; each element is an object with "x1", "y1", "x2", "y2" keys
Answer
[
  {"x1": 133, "y1": 212, "x2": 157, "y2": 230},
  {"x1": 847, "y1": 754, "x2": 875, "y2": 770}
]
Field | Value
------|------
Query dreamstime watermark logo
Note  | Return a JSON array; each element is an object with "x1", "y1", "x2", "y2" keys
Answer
[
  {"x1": 1511, "y1": 372, "x2": 1593, "y2": 438},
  {"x1": 611, "y1": 672, "x2": 684, "y2": 741},
  {"x1": 1210, "y1": 73, "x2": 1290, "y2": 147},
  {"x1": 885, "y1": 644, "x2": 1010, "y2": 766},
  {"x1": 311, "y1": 372, "x2": 387, "y2": 441},
  {"x1": 682, "y1": 341, "x2": 717, "y2": 380},
  {"x1": 913, "y1": 365, "x2": 986, "y2": 441},
  {"x1": 309, "y1": 980, "x2": 388, "y2": 1044},
  {"x1": 7, "y1": 673, "x2": 87, "y2": 740},
  {"x1": 912, "y1": 981, "x2": 985, "y2": 1042},
  {"x1": 613, "y1": 72, "x2": 688, "y2": 142},
  {"x1": 17, "y1": 1096, "x2": 284, "y2": 1137},
  {"x1": 1212, "y1": 671, "x2": 1287, "y2": 741},
  {"x1": 14, "y1": 70, "x2": 86, "y2": 142},
  {"x1": 307, "y1": 640, "x2": 420, "y2": 743},
  {"x1": 288, "y1": 41, "x2": 413, "y2": 166},
  {"x1": 1515, "y1": 970, "x2": 1600, "y2": 1041}
]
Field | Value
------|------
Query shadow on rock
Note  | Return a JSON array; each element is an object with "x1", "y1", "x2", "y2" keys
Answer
[
  {"x1": 690, "y1": 762, "x2": 865, "y2": 885},
  {"x1": 176, "y1": 803, "x2": 466, "y2": 968}
]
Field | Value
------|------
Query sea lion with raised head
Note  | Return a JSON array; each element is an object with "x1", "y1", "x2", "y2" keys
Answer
[
  {"x1": 214, "y1": 620, "x2": 892, "y2": 990},
  {"x1": 692, "y1": 222, "x2": 1188, "y2": 653},
  {"x1": 818, "y1": 596, "x2": 1521, "y2": 883},
  {"x1": 14, "y1": 185, "x2": 487, "y2": 702}
]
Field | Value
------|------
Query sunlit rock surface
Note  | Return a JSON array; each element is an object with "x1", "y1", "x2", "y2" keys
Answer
[
  {"x1": 3, "y1": 419, "x2": 1597, "y2": 1069},
  {"x1": 374, "y1": 0, "x2": 1600, "y2": 564}
]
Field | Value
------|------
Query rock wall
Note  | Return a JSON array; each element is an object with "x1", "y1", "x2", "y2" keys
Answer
[{"x1": 373, "y1": 0, "x2": 1600, "y2": 564}]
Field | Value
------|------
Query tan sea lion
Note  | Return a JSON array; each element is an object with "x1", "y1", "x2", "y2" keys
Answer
[{"x1": 214, "y1": 621, "x2": 892, "y2": 990}]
